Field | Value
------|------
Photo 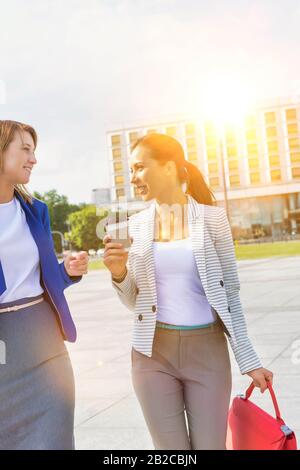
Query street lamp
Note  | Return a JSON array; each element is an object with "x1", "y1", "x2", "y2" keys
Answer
[{"x1": 218, "y1": 125, "x2": 231, "y2": 224}]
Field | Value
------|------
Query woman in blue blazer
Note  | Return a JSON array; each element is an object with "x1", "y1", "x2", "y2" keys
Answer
[{"x1": 0, "y1": 120, "x2": 88, "y2": 449}]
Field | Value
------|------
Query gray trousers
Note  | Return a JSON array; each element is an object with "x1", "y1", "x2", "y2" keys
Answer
[{"x1": 131, "y1": 319, "x2": 232, "y2": 450}]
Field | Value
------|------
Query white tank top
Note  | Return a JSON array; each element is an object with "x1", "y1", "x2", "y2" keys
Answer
[
  {"x1": 153, "y1": 237, "x2": 217, "y2": 326},
  {"x1": 0, "y1": 196, "x2": 44, "y2": 303}
]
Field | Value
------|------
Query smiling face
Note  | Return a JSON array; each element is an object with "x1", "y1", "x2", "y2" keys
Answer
[
  {"x1": 129, "y1": 144, "x2": 178, "y2": 202},
  {"x1": 0, "y1": 130, "x2": 37, "y2": 186}
]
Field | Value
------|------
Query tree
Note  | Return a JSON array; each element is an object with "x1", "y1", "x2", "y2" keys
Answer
[
  {"x1": 33, "y1": 189, "x2": 85, "y2": 252},
  {"x1": 65, "y1": 205, "x2": 108, "y2": 252}
]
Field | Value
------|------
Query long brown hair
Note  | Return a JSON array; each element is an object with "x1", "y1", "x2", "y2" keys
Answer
[
  {"x1": 132, "y1": 133, "x2": 215, "y2": 205},
  {"x1": 0, "y1": 120, "x2": 37, "y2": 204}
]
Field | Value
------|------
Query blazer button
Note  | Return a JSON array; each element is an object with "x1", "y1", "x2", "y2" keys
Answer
[
  {"x1": 152, "y1": 305, "x2": 156, "y2": 313},
  {"x1": 138, "y1": 314, "x2": 143, "y2": 321},
  {"x1": 220, "y1": 280, "x2": 224, "y2": 287},
  {"x1": 228, "y1": 306, "x2": 231, "y2": 313}
]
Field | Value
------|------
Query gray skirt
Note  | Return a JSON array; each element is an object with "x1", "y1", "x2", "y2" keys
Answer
[{"x1": 0, "y1": 294, "x2": 75, "y2": 450}]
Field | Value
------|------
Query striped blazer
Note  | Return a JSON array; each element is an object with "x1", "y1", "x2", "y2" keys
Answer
[{"x1": 112, "y1": 194, "x2": 262, "y2": 374}]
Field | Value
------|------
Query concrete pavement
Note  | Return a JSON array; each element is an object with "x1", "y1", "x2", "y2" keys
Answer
[{"x1": 64, "y1": 256, "x2": 300, "y2": 449}]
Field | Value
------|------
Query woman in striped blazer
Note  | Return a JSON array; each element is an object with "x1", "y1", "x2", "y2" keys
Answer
[{"x1": 103, "y1": 133, "x2": 273, "y2": 450}]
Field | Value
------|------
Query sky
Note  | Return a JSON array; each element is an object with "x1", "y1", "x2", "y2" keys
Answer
[{"x1": 1, "y1": 0, "x2": 300, "y2": 204}]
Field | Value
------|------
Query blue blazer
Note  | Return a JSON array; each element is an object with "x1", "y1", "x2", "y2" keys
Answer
[{"x1": 0, "y1": 191, "x2": 81, "y2": 341}]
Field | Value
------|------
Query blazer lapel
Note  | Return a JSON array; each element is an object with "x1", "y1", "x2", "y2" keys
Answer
[
  {"x1": 187, "y1": 197, "x2": 208, "y2": 293},
  {"x1": 140, "y1": 202, "x2": 157, "y2": 302}
]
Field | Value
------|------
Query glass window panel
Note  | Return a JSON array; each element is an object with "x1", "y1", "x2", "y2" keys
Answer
[
  {"x1": 265, "y1": 111, "x2": 276, "y2": 125},
  {"x1": 209, "y1": 177, "x2": 220, "y2": 187},
  {"x1": 267, "y1": 141, "x2": 278, "y2": 153},
  {"x1": 248, "y1": 158, "x2": 259, "y2": 169},
  {"x1": 166, "y1": 126, "x2": 177, "y2": 136},
  {"x1": 229, "y1": 175, "x2": 240, "y2": 186},
  {"x1": 227, "y1": 146, "x2": 237, "y2": 157},
  {"x1": 208, "y1": 163, "x2": 219, "y2": 173},
  {"x1": 185, "y1": 123, "x2": 195, "y2": 135},
  {"x1": 289, "y1": 138, "x2": 300, "y2": 149},
  {"x1": 290, "y1": 152, "x2": 300, "y2": 163},
  {"x1": 116, "y1": 188, "x2": 125, "y2": 198},
  {"x1": 113, "y1": 162, "x2": 123, "y2": 172},
  {"x1": 269, "y1": 155, "x2": 280, "y2": 167},
  {"x1": 115, "y1": 175, "x2": 124, "y2": 185},
  {"x1": 250, "y1": 172, "x2": 260, "y2": 183},
  {"x1": 112, "y1": 148, "x2": 122, "y2": 159},
  {"x1": 270, "y1": 170, "x2": 281, "y2": 181},
  {"x1": 129, "y1": 131, "x2": 139, "y2": 143},
  {"x1": 247, "y1": 143, "x2": 258, "y2": 155},
  {"x1": 228, "y1": 160, "x2": 239, "y2": 170},
  {"x1": 188, "y1": 151, "x2": 198, "y2": 161},
  {"x1": 266, "y1": 127, "x2": 277, "y2": 138},
  {"x1": 287, "y1": 123, "x2": 298, "y2": 135},
  {"x1": 292, "y1": 167, "x2": 300, "y2": 178},
  {"x1": 286, "y1": 108, "x2": 297, "y2": 121},
  {"x1": 111, "y1": 134, "x2": 121, "y2": 146}
]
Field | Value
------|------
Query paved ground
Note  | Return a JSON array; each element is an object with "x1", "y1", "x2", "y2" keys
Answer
[{"x1": 64, "y1": 256, "x2": 300, "y2": 450}]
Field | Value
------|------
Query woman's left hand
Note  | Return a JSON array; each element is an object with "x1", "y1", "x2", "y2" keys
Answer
[
  {"x1": 246, "y1": 367, "x2": 274, "y2": 393},
  {"x1": 64, "y1": 251, "x2": 89, "y2": 277}
]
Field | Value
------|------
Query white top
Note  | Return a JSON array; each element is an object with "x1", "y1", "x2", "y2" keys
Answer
[
  {"x1": 0, "y1": 197, "x2": 43, "y2": 303},
  {"x1": 153, "y1": 237, "x2": 217, "y2": 326}
]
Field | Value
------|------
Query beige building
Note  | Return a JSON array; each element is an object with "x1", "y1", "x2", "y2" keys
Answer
[{"x1": 105, "y1": 96, "x2": 300, "y2": 238}]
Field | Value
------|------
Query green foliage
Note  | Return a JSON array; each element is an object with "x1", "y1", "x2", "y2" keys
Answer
[
  {"x1": 33, "y1": 189, "x2": 84, "y2": 252},
  {"x1": 65, "y1": 205, "x2": 108, "y2": 251}
]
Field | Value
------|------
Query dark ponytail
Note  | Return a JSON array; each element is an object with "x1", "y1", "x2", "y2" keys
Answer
[
  {"x1": 184, "y1": 160, "x2": 215, "y2": 205},
  {"x1": 132, "y1": 133, "x2": 215, "y2": 206}
]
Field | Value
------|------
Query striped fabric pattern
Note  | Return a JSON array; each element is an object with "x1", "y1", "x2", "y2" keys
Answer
[{"x1": 112, "y1": 195, "x2": 262, "y2": 374}]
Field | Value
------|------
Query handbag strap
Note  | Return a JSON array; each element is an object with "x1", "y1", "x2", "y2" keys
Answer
[{"x1": 245, "y1": 381, "x2": 282, "y2": 421}]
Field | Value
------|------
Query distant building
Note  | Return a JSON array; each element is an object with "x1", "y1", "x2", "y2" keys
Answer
[{"x1": 104, "y1": 96, "x2": 300, "y2": 238}]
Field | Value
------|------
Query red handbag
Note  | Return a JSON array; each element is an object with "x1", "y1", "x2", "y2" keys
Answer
[{"x1": 226, "y1": 382, "x2": 297, "y2": 450}]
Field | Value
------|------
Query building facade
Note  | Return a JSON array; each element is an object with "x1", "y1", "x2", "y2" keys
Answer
[{"x1": 103, "y1": 96, "x2": 300, "y2": 239}]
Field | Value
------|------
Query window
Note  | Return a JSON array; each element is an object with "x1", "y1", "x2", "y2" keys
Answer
[
  {"x1": 166, "y1": 126, "x2": 176, "y2": 136},
  {"x1": 248, "y1": 158, "x2": 259, "y2": 169},
  {"x1": 287, "y1": 123, "x2": 298, "y2": 135},
  {"x1": 147, "y1": 128, "x2": 157, "y2": 134},
  {"x1": 290, "y1": 152, "x2": 300, "y2": 163},
  {"x1": 266, "y1": 127, "x2": 277, "y2": 138},
  {"x1": 113, "y1": 162, "x2": 123, "y2": 172},
  {"x1": 267, "y1": 141, "x2": 278, "y2": 153},
  {"x1": 292, "y1": 167, "x2": 300, "y2": 178},
  {"x1": 185, "y1": 123, "x2": 195, "y2": 135},
  {"x1": 186, "y1": 138, "x2": 196, "y2": 149},
  {"x1": 227, "y1": 146, "x2": 237, "y2": 157},
  {"x1": 245, "y1": 114, "x2": 256, "y2": 127},
  {"x1": 114, "y1": 175, "x2": 124, "y2": 185},
  {"x1": 228, "y1": 160, "x2": 238, "y2": 171},
  {"x1": 206, "y1": 135, "x2": 217, "y2": 147},
  {"x1": 225, "y1": 129, "x2": 235, "y2": 145},
  {"x1": 265, "y1": 111, "x2": 276, "y2": 125},
  {"x1": 269, "y1": 155, "x2": 280, "y2": 167},
  {"x1": 111, "y1": 134, "x2": 121, "y2": 146},
  {"x1": 207, "y1": 148, "x2": 217, "y2": 159},
  {"x1": 204, "y1": 122, "x2": 216, "y2": 135},
  {"x1": 229, "y1": 175, "x2": 240, "y2": 186},
  {"x1": 129, "y1": 131, "x2": 139, "y2": 143},
  {"x1": 250, "y1": 172, "x2": 260, "y2": 184},
  {"x1": 247, "y1": 143, "x2": 258, "y2": 155},
  {"x1": 270, "y1": 170, "x2": 281, "y2": 182},
  {"x1": 246, "y1": 129, "x2": 256, "y2": 140},
  {"x1": 286, "y1": 108, "x2": 297, "y2": 121},
  {"x1": 208, "y1": 163, "x2": 219, "y2": 173},
  {"x1": 112, "y1": 148, "x2": 122, "y2": 159},
  {"x1": 188, "y1": 151, "x2": 197, "y2": 161},
  {"x1": 116, "y1": 188, "x2": 125, "y2": 198},
  {"x1": 209, "y1": 177, "x2": 220, "y2": 188},
  {"x1": 288, "y1": 138, "x2": 300, "y2": 149}
]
